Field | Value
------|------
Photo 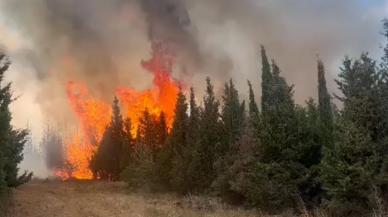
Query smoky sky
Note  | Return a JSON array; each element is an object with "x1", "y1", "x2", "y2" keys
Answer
[{"x1": 0, "y1": 0, "x2": 387, "y2": 176}]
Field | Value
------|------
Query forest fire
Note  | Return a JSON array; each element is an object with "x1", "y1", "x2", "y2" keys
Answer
[{"x1": 54, "y1": 41, "x2": 181, "y2": 180}]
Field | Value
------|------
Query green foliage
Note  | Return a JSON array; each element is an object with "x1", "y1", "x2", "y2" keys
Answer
[
  {"x1": 184, "y1": 88, "x2": 202, "y2": 192},
  {"x1": 240, "y1": 49, "x2": 324, "y2": 212},
  {"x1": 188, "y1": 78, "x2": 221, "y2": 192},
  {"x1": 247, "y1": 80, "x2": 259, "y2": 120},
  {"x1": 220, "y1": 79, "x2": 246, "y2": 152},
  {"x1": 260, "y1": 46, "x2": 273, "y2": 113},
  {"x1": 0, "y1": 54, "x2": 31, "y2": 194},
  {"x1": 169, "y1": 90, "x2": 190, "y2": 192},
  {"x1": 213, "y1": 79, "x2": 246, "y2": 198},
  {"x1": 320, "y1": 54, "x2": 388, "y2": 216},
  {"x1": 122, "y1": 109, "x2": 169, "y2": 190},
  {"x1": 317, "y1": 60, "x2": 334, "y2": 149},
  {"x1": 91, "y1": 97, "x2": 132, "y2": 180}
]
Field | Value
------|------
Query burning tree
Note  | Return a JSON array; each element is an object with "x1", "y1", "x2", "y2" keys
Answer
[
  {"x1": 54, "y1": 40, "x2": 181, "y2": 180},
  {"x1": 90, "y1": 97, "x2": 132, "y2": 181}
]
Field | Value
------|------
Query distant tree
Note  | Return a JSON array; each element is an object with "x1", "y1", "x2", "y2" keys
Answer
[{"x1": 40, "y1": 124, "x2": 64, "y2": 171}]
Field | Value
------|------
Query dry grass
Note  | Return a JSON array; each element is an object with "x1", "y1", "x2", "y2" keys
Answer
[{"x1": 5, "y1": 180, "x2": 261, "y2": 217}]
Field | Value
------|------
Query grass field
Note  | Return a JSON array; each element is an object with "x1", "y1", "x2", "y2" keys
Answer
[{"x1": 5, "y1": 180, "x2": 264, "y2": 217}]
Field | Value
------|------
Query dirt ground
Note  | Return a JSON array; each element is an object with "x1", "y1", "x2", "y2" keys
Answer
[{"x1": 5, "y1": 180, "x2": 258, "y2": 217}]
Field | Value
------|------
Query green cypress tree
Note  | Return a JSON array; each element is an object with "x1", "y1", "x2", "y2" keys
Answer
[
  {"x1": 247, "y1": 80, "x2": 259, "y2": 118},
  {"x1": 169, "y1": 90, "x2": 189, "y2": 192},
  {"x1": 317, "y1": 60, "x2": 334, "y2": 148},
  {"x1": 321, "y1": 54, "x2": 383, "y2": 215},
  {"x1": 0, "y1": 55, "x2": 31, "y2": 190},
  {"x1": 213, "y1": 79, "x2": 245, "y2": 197},
  {"x1": 120, "y1": 117, "x2": 133, "y2": 174},
  {"x1": 185, "y1": 87, "x2": 202, "y2": 192},
  {"x1": 250, "y1": 55, "x2": 316, "y2": 211},
  {"x1": 220, "y1": 79, "x2": 245, "y2": 153},
  {"x1": 260, "y1": 46, "x2": 273, "y2": 113},
  {"x1": 122, "y1": 109, "x2": 151, "y2": 186},
  {"x1": 153, "y1": 112, "x2": 171, "y2": 188},
  {"x1": 169, "y1": 90, "x2": 188, "y2": 157},
  {"x1": 193, "y1": 78, "x2": 221, "y2": 191},
  {"x1": 92, "y1": 97, "x2": 130, "y2": 180}
]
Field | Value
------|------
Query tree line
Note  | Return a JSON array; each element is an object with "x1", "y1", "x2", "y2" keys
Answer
[{"x1": 92, "y1": 20, "x2": 388, "y2": 216}]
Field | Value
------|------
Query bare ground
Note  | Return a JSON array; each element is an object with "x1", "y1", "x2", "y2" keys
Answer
[{"x1": 5, "y1": 180, "x2": 259, "y2": 217}]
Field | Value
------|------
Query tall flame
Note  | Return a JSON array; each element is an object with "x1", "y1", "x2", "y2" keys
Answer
[{"x1": 55, "y1": 41, "x2": 180, "y2": 180}]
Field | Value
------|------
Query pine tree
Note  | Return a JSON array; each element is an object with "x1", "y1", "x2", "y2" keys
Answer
[
  {"x1": 317, "y1": 60, "x2": 334, "y2": 148},
  {"x1": 169, "y1": 90, "x2": 189, "y2": 192},
  {"x1": 169, "y1": 90, "x2": 188, "y2": 158},
  {"x1": 220, "y1": 79, "x2": 245, "y2": 153},
  {"x1": 190, "y1": 78, "x2": 221, "y2": 191},
  {"x1": 91, "y1": 97, "x2": 130, "y2": 180},
  {"x1": 153, "y1": 112, "x2": 171, "y2": 188},
  {"x1": 321, "y1": 55, "x2": 384, "y2": 215},
  {"x1": 247, "y1": 80, "x2": 259, "y2": 119},
  {"x1": 185, "y1": 87, "x2": 202, "y2": 192},
  {"x1": 213, "y1": 79, "x2": 245, "y2": 197},
  {"x1": 250, "y1": 53, "x2": 312, "y2": 211},
  {"x1": 122, "y1": 109, "x2": 156, "y2": 187},
  {"x1": 121, "y1": 117, "x2": 133, "y2": 174},
  {"x1": 0, "y1": 55, "x2": 31, "y2": 190},
  {"x1": 295, "y1": 99, "x2": 322, "y2": 205},
  {"x1": 261, "y1": 46, "x2": 273, "y2": 113}
]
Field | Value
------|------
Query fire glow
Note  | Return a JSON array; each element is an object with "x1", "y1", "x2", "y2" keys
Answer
[{"x1": 55, "y1": 42, "x2": 181, "y2": 180}]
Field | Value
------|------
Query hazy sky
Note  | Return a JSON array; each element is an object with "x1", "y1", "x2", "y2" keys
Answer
[{"x1": 0, "y1": 0, "x2": 387, "y2": 177}]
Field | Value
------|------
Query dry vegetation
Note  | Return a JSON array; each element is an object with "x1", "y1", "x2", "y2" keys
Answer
[{"x1": 5, "y1": 180, "x2": 262, "y2": 217}]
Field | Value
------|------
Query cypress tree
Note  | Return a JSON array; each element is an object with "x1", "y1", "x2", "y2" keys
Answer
[
  {"x1": 0, "y1": 55, "x2": 31, "y2": 190},
  {"x1": 185, "y1": 87, "x2": 202, "y2": 192},
  {"x1": 153, "y1": 112, "x2": 171, "y2": 188},
  {"x1": 321, "y1": 55, "x2": 383, "y2": 215},
  {"x1": 169, "y1": 90, "x2": 189, "y2": 191},
  {"x1": 220, "y1": 79, "x2": 245, "y2": 154},
  {"x1": 247, "y1": 80, "x2": 259, "y2": 118},
  {"x1": 92, "y1": 97, "x2": 130, "y2": 180},
  {"x1": 261, "y1": 46, "x2": 273, "y2": 113},
  {"x1": 317, "y1": 59, "x2": 334, "y2": 148},
  {"x1": 250, "y1": 54, "x2": 312, "y2": 211},
  {"x1": 193, "y1": 78, "x2": 221, "y2": 191},
  {"x1": 169, "y1": 90, "x2": 188, "y2": 157},
  {"x1": 213, "y1": 79, "x2": 245, "y2": 197}
]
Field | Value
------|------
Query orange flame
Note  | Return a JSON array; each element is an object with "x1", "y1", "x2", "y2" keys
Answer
[{"x1": 55, "y1": 41, "x2": 181, "y2": 180}]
